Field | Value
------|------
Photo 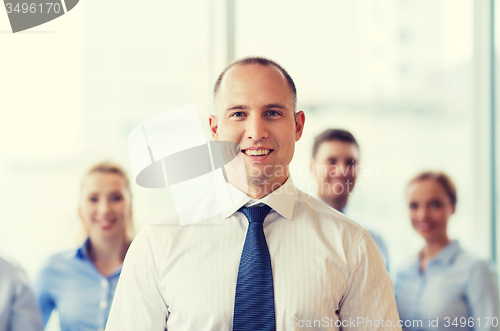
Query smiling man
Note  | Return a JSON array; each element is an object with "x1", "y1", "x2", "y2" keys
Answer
[
  {"x1": 310, "y1": 129, "x2": 390, "y2": 269},
  {"x1": 209, "y1": 58, "x2": 304, "y2": 198},
  {"x1": 105, "y1": 57, "x2": 401, "y2": 331}
]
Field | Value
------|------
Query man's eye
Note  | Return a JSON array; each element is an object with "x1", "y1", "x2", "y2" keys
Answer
[
  {"x1": 89, "y1": 197, "x2": 98, "y2": 203},
  {"x1": 409, "y1": 202, "x2": 418, "y2": 210},
  {"x1": 266, "y1": 110, "x2": 280, "y2": 116},
  {"x1": 231, "y1": 112, "x2": 245, "y2": 118}
]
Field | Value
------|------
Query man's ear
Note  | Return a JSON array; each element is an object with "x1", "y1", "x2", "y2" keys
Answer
[
  {"x1": 209, "y1": 114, "x2": 219, "y2": 141},
  {"x1": 294, "y1": 110, "x2": 306, "y2": 141}
]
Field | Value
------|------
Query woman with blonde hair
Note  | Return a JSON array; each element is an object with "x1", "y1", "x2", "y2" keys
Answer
[
  {"x1": 394, "y1": 171, "x2": 499, "y2": 331},
  {"x1": 36, "y1": 161, "x2": 134, "y2": 331}
]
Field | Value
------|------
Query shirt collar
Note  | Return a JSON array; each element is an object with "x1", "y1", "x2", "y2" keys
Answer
[
  {"x1": 75, "y1": 237, "x2": 91, "y2": 261},
  {"x1": 75, "y1": 237, "x2": 124, "y2": 278},
  {"x1": 221, "y1": 176, "x2": 297, "y2": 220},
  {"x1": 428, "y1": 240, "x2": 461, "y2": 266},
  {"x1": 411, "y1": 240, "x2": 461, "y2": 269}
]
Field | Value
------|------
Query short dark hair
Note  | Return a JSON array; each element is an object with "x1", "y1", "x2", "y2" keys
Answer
[
  {"x1": 312, "y1": 129, "x2": 359, "y2": 158},
  {"x1": 407, "y1": 171, "x2": 457, "y2": 206},
  {"x1": 213, "y1": 56, "x2": 297, "y2": 112}
]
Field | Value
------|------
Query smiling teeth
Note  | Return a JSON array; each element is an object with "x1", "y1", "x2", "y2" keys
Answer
[{"x1": 245, "y1": 149, "x2": 270, "y2": 156}]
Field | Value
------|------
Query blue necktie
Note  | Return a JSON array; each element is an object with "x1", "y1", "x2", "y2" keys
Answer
[{"x1": 233, "y1": 204, "x2": 275, "y2": 331}]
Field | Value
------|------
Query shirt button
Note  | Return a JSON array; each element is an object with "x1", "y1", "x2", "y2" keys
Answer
[
  {"x1": 99, "y1": 300, "x2": 107, "y2": 309},
  {"x1": 100, "y1": 280, "x2": 108, "y2": 288}
]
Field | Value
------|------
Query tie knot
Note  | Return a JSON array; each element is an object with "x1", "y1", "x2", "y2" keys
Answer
[{"x1": 239, "y1": 205, "x2": 272, "y2": 224}]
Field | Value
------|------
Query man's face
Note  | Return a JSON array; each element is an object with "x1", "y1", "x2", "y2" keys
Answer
[
  {"x1": 209, "y1": 64, "x2": 305, "y2": 190},
  {"x1": 310, "y1": 140, "x2": 360, "y2": 203}
]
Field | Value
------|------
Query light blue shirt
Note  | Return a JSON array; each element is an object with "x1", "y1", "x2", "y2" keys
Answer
[
  {"x1": 35, "y1": 239, "x2": 122, "y2": 331},
  {"x1": 0, "y1": 255, "x2": 43, "y2": 331},
  {"x1": 394, "y1": 240, "x2": 500, "y2": 331}
]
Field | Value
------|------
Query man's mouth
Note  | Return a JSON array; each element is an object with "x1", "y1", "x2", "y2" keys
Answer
[{"x1": 242, "y1": 149, "x2": 272, "y2": 156}]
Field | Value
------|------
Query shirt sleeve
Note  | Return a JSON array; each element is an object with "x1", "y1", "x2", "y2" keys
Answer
[
  {"x1": 105, "y1": 228, "x2": 169, "y2": 331},
  {"x1": 369, "y1": 231, "x2": 390, "y2": 271},
  {"x1": 338, "y1": 230, "x2": 401, "y2": 331},
  {"x1": 10, "y1": 265, "x2": 43, "y2": 331},
  {"x1": 34, "y1": 260, "x2": 56, "y2": 327},
  {"x1": 465, "y1": 260, "x2": 500, "y2": 331}
]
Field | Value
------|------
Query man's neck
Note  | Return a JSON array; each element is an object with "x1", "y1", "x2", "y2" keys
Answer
[
  {"x1": 244, "y1": 176, "x2": 289, "y2": 199},
  {"x1": 320, "y1": 194, "x2": 348, "y2": 211}
]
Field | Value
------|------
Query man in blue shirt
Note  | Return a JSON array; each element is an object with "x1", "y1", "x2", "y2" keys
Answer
[
  {"x1": 310, "y1": 129, "x2": 390, "y2": 269},
  {"x1": 0, "y1": 254, "x2": 43, "y2": 331}
]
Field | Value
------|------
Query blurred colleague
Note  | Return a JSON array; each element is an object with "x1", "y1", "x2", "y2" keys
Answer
[
  {"x1": 0, "y1": 255, "x2": 43, "y2": 331},
  {"x1": 36, "y1": 162, "x2": 134, "y2": 331},
  {"x1": 310, "y1": 129, "x2": 390, "y2": 268},
  {"x1": 394, "y1": 171, "x2": 499, "y2": 331},
  {"x1": 105, "y1": 57, "x2": 400, "y2": 331}
]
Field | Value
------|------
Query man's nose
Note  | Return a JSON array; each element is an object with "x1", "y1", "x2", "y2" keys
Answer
[
  {"x1": 246, "y1": 115, "x2": 268, "y2": 141},
  {"x1": 330, "y1": 164, "x2": 347, "y2": 177},
  {"x1": 337, "y1": 164, "x2": 349, "y2": 177}
]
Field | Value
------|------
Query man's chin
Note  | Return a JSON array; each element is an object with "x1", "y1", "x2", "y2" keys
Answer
[
  {"x1": 247, "y1": 174, "x2": 273, "y2": 186},
  {"x1": 321, "y1": 192, "x2": 349, "y2": 202}
]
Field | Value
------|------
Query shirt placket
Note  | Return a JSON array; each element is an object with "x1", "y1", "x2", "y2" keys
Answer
[
  {"x1": 97, "y1": 277, "x2": 111, "y2": 331},
  {"x1": 414, "y1": 268, "x2": 427, "y2": 330}
]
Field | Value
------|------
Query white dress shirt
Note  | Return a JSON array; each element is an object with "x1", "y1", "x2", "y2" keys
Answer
[
  {"x1": 105, "y1": 178, "x2": 401, "y2": 331},
  {"x1": 312, "y1": 195, "x2": 391, "y2": 270}
]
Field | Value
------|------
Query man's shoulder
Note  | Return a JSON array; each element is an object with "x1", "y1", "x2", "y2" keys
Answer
[
  {"x1": 0, "y1": 255, "x2": 29, "y2": 286},
  {"x1": 140, "y1": 211, "x2": 220, "y2": 231},
  {"x1": 0, "y1": 255, "x2": 19, "y2": 275},
  {"x1": 296, "y1": 189, "x2": 367, "y2": 230},
  {"x1": 294, "y1": 190, "x2": 370, "y2": 250},
  {"x1": 130, "y1": 213, "x2": 218, "y2": 247},
  {"x1": 133, "y1": 216, "x2": 180, "y2": 243}
]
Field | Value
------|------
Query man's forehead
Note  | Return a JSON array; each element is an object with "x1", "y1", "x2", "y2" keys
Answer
[
  {"x1": 219, "y1": 64, "x2": 286, "y2": 95},
  {"x1": 215, "y1": 63, "x2": 292, "y2": 108},
  {"x1": 319, "y1": 140, "x2": 360, "y2": 158}
]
